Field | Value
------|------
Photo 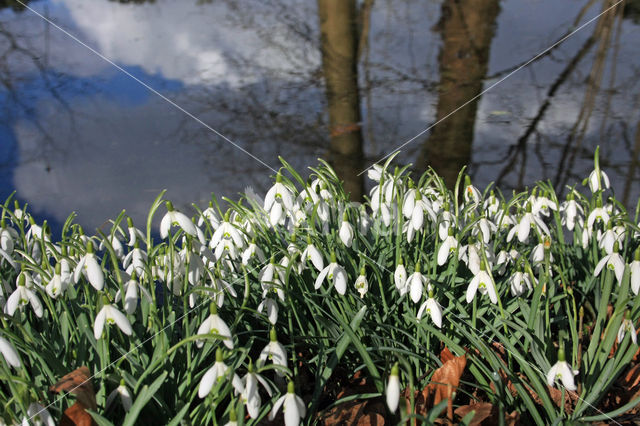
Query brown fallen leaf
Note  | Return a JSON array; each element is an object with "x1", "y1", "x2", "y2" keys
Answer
[
  {"x1": 422, "y1": 348, "x2": 467, "y2": 421},
  {"x1": 454, "y1": 402, "x2": 492, "y2": 426},
  {"x1": 50, "y1": 367, "x2": 97, "y2": 426}
]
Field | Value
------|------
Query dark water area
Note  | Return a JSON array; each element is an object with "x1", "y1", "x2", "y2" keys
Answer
[{"x1": 0, "y1": 0, "x2": 639, "y2": 236}]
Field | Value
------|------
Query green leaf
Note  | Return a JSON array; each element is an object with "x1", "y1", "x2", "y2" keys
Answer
[{"x1": 123, "y1": 371, "x2": 168, "y2": 426}]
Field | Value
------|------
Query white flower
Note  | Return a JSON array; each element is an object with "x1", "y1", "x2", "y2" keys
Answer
[
  {"x1": 314, "y1": 255, "x2": 347, "y2": 295},
  {"x1": 123, "y1": 245, "x2": 148, "y2": 278},
  {"x1": 339, "y1": 218, "x2": 355, "y2": 247},
  {"x1": 198, "y1": 348, "x2": 243, "y2": 398},
  {"x1": 126, "y1": 217, "x2": 146, "y2": 246},
  {"x1": 618, "y1": 315, "x2": 637, "y2": 345},
  {"x1": 437, "y1": 229, "x2": 458, "y2": 266},
  {"x1": 597, "y1": 224, "x2": 625, "y2": 254},
  {"x1": 269, "y1": 381, "x2": 306, "y2": 426},
  {"x1": 394, "y1": 263, "x2": 408, "y2": 295},
  {"x1": 466, "y1": 266, "x2": 498, "y2": 304},
  {"x1": 4, "y1": 278, "x2": 43, "y2": 318},
  {"x1": 196, "y1": 305, "x2": 233, "y2": 349},
  {"x1": 631, "y1": 251, "x2": 640, "y2": 295},
  {"x1": 45, "y1": 264, "x2": 70, "y2": 299},
  {"x1": 241, "y1": 241, "x2": 266, "y2": 266},
  {"x1": 73, "y1": 242, "x2": 104, "y2": 291},
  {"x1": 106, "y1": 380, "x2": 133, "y2": 412},
  {"x1": 100, "y1": 234, "x2": 124, "y2": 260},
  {"x1": 408, "y1": 267, "x2": 427, "y2": 304},
  {"x1": 301, "y1": 241, "x2": 324, "y2": 272},
  {"x1": 258, "y1": 328, "x2": 288, "y2": 376},
  {"x1": 26, "y1": 402, "x2": 55, "y2": 426},
  {"x1": 417, "y1": 295, "x2": 443, "y2": 328},
  {"x1": 508, "y1": 270, "x2": 535, "y2": 297},
  {"x1": 160, "y1": 201, "x2": 198, "y2": 238},
  {"x1": 94, "y1": 303, "x2": 133, "y2": 340},
  {"x1": 386, "y1": 364, "x2": 400, "y2": 413},
  {"x1": 560, "y1": 197, "x2": 584, "y2": 231},
  {"x1": 547, "y1": 351, "x2": 578, "y2": 391},
  {"x1": 258, "y1": 297, "x2": 279, "y2": 324},
  {"x1": 594, "y1": 247, "x2": 625, "y2": 285},
  {"x1": 0, "y1": 336, "x2": 21, "y2": 368},
  {"x1": 587, "y1": 167, "x2": 610, "y2": 193},
  {"x1": 586, "y1": 200, "x2": 610, "y2": 231},
  {"x1": 464, "y1": 179, "x2": 482, "y2": 207},
  {"x1": 354, "y1": 271, "x2": 368, "y2": 298},
  {"x1": 241, "y1": 364, "x2": 273, "y2": 419},
  {"x1": 115, "y1": 277, "x2": 153, "y2": 315},
  {"x1": 264, "y1": 175, "x2": 294, "y2": 226},
  {"x1": 507, "y1": 207, "x2": 550, "y2": 243},
  {"x1": 211, "y1": 217, "x2": 245, "y2": 252}
]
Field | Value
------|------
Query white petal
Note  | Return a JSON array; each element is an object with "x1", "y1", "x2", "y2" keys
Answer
[
  {"x1": 284, "y1": 394, "x2": 301, "y2": 426},
  {"x1": 25, "y1": 288, "x2": 43, "y2": 318},
  {"x1": 107, "y1": 306, "x2": 133, "y2": 336},
  {"x1": 594, "y1": 256, "x2": 609, "y2": 277},
  {"x1": 314, "y1": 266, "x2": 330, "y2": 290},
  {"x1": 199, "y1": 365, "x2": 221, "y2": 398},
  {"x1": 334, "y1": 267, "x2": 347, "y2": 295},
  {"x1": 0, "y1": 336, "x2": 20, "y2": 368},
  {"x1": 386, "y1": 375, "x2": 400, "y2": 413},
  {"x1": 160, "y1": 213, "x2": 172, "y2": 239},
  {"x1": 86, "y1": 255, "x2": 104, "y2": 291},
  {"x1": 466, "y1": 275, "x2": 479, "y2": 303},
  {"x1": 94, "y1": 308, "x2": 107, "y2": 340},
  {"x1": 269, "y1": 395, "x2": 286, "y2": 421},
  {"x1": 427, "y1": 298, "x2": 443, "y2": 328}
]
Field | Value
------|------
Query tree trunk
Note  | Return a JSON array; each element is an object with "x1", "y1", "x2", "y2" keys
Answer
[
  {"x1": 416, "y1": 0, "x2": 500, "y2": 189},
  {"x1": 317, "y1": 0, "x2": 364, "y2": 200}
]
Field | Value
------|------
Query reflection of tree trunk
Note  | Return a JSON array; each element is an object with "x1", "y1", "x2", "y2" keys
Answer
[
  {"x1": 416, "y1": 0, "x2": 500, "y2": 188},
  {"x1": 318, "y1": 0, "x2": 364, "y2": 200}
]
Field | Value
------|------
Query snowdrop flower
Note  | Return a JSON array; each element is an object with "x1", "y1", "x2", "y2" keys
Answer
[
  {"x1": 458, "y1": 237, "x2": 482, "y2": 275},
  {"x1": 483, "y1": 190, "x2": 501, "y2": 218},
  {"x1": 597, "y1": 222, "x2": 625, "y2": 254},
  {"x1": 594, "y1": 242, "x2": 625, "y2": 285},
  {"x1": 560, "y1": 194, "x2": 584, "y2": 231},
  {"x1": 259, "y1": 259, "x2": 285, "y2": 301},
  {"x1": 100, "y1": 234, "x2": 124, "y2": 260},
  {"x1": 586, "y1": 198, "x2": 610, "y2": 231},
  {"x1": 197, "y1": 304, "x2": 233, "y2": 349},
  {"x1": 386, "y1": 363, "x2": 400, "y2": 414},
  {"x1": 73, "y1": 241, "x2": 104, "y2": 291},
  {"x1": 617, "y1": 312, "x2": 637, "y2": 345},
  {"x1": 197, "y1": 201, "x2": 221, "y2": 228},
  {"x1": 198, "y1": 348, "x2": 243, "y2": 399},
  {"x1": 466, "y1": 261, "x2": 498, "y2": 304},
  {"x1": 0, "y1": 336, "x2": 21, "y2": 368},
  {"x1": 264, "y1": 173, "x2": 294, "y2": 226},
  {"x1": 547, "y1": 348, "x2": 578, "y2": 391},
  {"x1": 354, "y1": 267, "x2": 368, "y2": 298},
  {"x1": 258, "y1": 297, "x2": 279, "y2": 324},
  {"x1": 94, "y1": 300, "x2": 133, "y2": 340},
  {"x1": 530, "y1": 237, "x2": 553, "y2": 273},
  {"x1": 471, "y1": 216, "x2": 496, "y2": 245},
  {"x1": 495, "y1": 249, "x2": 518, "y2": 276},
  {"x1": 508, "y1": 267, "x2": 535, "y2": 297},
  {"x1": 106, "y1": 379, "x2": 133, "y2": 412},
  {"x1": 211, "y1": 213, "x2": 245, "y2": 253},
  {"x1": 339, "y1": 213, "x2": 355, "y2": 247},
  {"x1": 125, "y1": 217, "x2": 145, "y2": 247},
  {"x1": 25, "y1": 402, "x2": 55, "y2": 426},
  {"x1": 160, "y1": 201, "x2": 197, "y2": 239},
  {"x1": 301, "y1": 237, "x2": 324, "y2": 272},
  {"x1": 242, "y1": 361, "x2": 273, "y2": 419},
  {"x1": 115, "y1": 274, "x2": 153, "y2": 315},
  {"x1": 586, "y1": 164, "x2": 610, "y2": 193},
  {"x1": 45, "y1": 262, "x2": 69, "y2": 299},
  {"x1": 242, "y1": 240, "x2": 266, "y2": 266},
  {"x1": 314, "y1": 252, "x2": 347, "y2": 295},
  {"x1": 507, "y1": 203, "x2": 549, "y2": 243},
  {"x1": 123, "y1": 242, "x2": 148, "y2": 278},
  {"x1": 417, "y1": 292, "x2": 443, "y2": 328},
  {"x1": 258, "y1": 328, "x2": 288, "y2": 377},
  {"x1": 408, "y1": 264, "x2": 428, "y2": 304},
  {"x1": 437, "y1": 228, "x2": 458, "y2": 266},
  {"x1": 531, "y1": 193, "x2": 557, "y2": 217},
  {"x1": 463, "y1": 176, "x2": 482, "y2": 207},
  {"x1": 394, "y1": 261, "x2": 408, "y2": 296},
  {"x1": 269, "y1": 381, "x2": 306, "y2": 426},
  {"x1": 630, "y1": 249, "x2": 640, "y2": 296},
  {"x1": 437, "y1": 205, "x2": 456, "y2": 241},
  {"x1": 4, "y1": 274, "x2": 43, "y2": 318}
]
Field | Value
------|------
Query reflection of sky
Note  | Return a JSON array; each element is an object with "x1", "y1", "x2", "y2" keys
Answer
[{"x1": 0, "y1": 0, "x2": 639, "y2": 235}]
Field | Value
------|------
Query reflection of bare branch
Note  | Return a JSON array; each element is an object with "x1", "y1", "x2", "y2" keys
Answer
[
  {"x1": 556, "y1": 0, "x2": 621, "y2": 190},
  {"x1": 495, "y1": 34, "x2": 596, "y2": 187},
  {"x1": 623, "y1": 119, "x2": 640, "y2": 206}
]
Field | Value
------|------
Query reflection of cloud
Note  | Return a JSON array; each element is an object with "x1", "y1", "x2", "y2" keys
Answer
[{"x1": 12, "y1": 94, "x2": 271, "y2": 230}]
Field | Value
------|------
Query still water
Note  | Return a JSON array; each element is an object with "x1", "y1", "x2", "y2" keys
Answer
[{"x1": 0, "y1": 0, "x2": 639, "y2": 235}]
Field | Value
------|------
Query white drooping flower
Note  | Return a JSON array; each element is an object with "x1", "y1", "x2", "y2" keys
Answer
[
  {"x1": 314, "y1": 253, "x2": 347, "y2": 295},
  {"x1": 508, "y1": 269, "x2": 535, "y2": 297},
  {"x1": 211, "y1": 214, "x2": 245, "y2": 256},
  {"x1": 301, "y1": 239, "x2": 324, "y2": 272},
  {"x1": 339, "y1": 214, "x2": 355, "y2": 247},
  {"x1": 258, "y1": 297, "x2": 279, "y2": 324},
  {"x1": 417, "y1": 293, "x2": 443, "y2": 328},
  {"x1": 196, "y1": 304, "x2": 233, "y2": 349},
  {"x1": 123, "y1": 243, "x2": 148, "y2": 278},
  {"x1": 466, "y1": 263, "x2": 498, "y2": 304},
  {"x1": 198, "y1": 348, "x2": 243, "y2": 399},
  {"x1": 407, "y1": 264, "x2": 428, "y2": 304},
  {"x1": 631, "y1": 249, "x2": 640, "y2": 296},
  {"x1": 241, "y1": 362, "x2": 273, "y2": 419},
  {"x1": 264, "y1": 173, "x2": 294, "y2": 226},
  {"x1": 45, "y1": 262, "x2": 70, "y2": 299},
  {"x1": 617, "y1": 313, "x2": 638, "y2": 345},
  {"x1": 547, "y1": 349, "x2": 578, "y2": 391},
  {"x1": 586, "y1": 165, "x2": 610, "y2": 193},
  {"x1": 560, "y1": 195, "x2": 584, "y2": 231},
  {"x1": 114, "y1": 275, "x2": 153, "y2": 315},
  {"x1": 437, "y1": 228, "x2": 458, "y2": 266},
  {"x1": 394, "y1": 262, "x2": 408, "y2": 296},
  {"x1": 0, "y1": 336, "x2": 21, "y2": 368},
  {"x1": 94, "y1": 302, "x2": 133, "y2": 340},
  {"x1": 586, "y1": 199, "x2": 610, "y2": 232},
  {"x1": 241, "y1": 240, "x2": 266, "y2": 266},
  {"x1": 354, "y1": 268, "x2": 368, "y2": 298},
  {"x1": 269, "y1": 381, "x2": 306, "y2": 426},
  {"x1": 160, "y1": 201, "x2": 198, "y2": 239},
  {"x1": 597, "y1": 222, "x2": 626, "y2": 255},
  {"x1": 4, "y1": 274, "x2": 43, "y2": 318},
  {"x1": 25, "y1": 402, "x2": 56, "y2": 426},
  {"x1": 125, "y1": 216, "x2": 146, "y2": 247},
  {"x1": 73, "y1": 241, "x2": 104, "y2": 291},
  {"x1": 106, "y1": 379, "x2": 133, "y2": 412},
  {"x1": 257, "y1": 328, "x2": 288, "y2": 377},
  {"x1": 386, "y1": 363, "x2": 400, "y2": 414},
  {"x1": 594, "y1": 243, "x2": 625, "y2": 285},
  {"x1": 507, "y1": 203, "x2": 550, "y2": 243}
]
